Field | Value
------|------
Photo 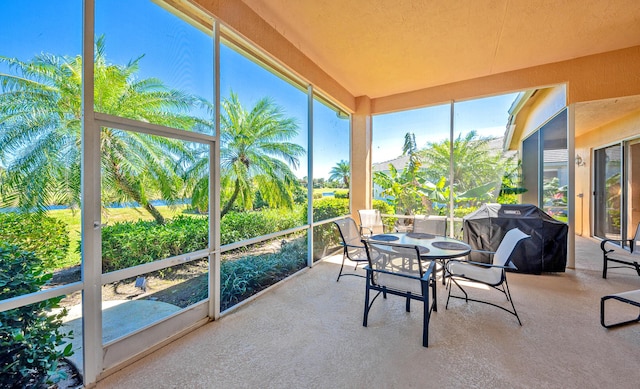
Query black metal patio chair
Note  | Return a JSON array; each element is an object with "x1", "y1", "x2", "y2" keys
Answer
[
  {"x1": 361, "y1": 239, "x2": 438, "y2": 347},
  {"x1": 600, "y1": 289, "x2": 640, "y2": 328},
  {"x1": 600, "y1": 222, "x2": 640, "y2": 279},
  {"x1": 334, "y1": 218, "x2": 369, "y2": 281}
]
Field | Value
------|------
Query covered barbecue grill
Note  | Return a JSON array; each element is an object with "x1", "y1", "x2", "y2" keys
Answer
[{"x1": 463, "y1": 203, "x2": 567, "y2": 274}]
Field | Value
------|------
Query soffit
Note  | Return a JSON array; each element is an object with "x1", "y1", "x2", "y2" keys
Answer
[
  {"x1": 575, "y1": 95, "x2": 640, "y2": 137},
  {"x1": 240, "y1": 0, "x2": 640, "y2": 99}
]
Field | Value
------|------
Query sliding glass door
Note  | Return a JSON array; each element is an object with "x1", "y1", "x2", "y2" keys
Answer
[
  {"x1": 594, "y1": 140, "x2": 640, "y2": 244},
  {"x1": 593, "y1": 144, "x2": 622, "y2": 240},
  {"x1": 520, "y1": 109, "x2": 568, "y2": 222},
  {"x1": 628, "y1": 141, "x2": 640, "y2": 237}
]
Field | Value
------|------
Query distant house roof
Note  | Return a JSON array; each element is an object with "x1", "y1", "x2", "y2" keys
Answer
[
  {"x1": 544, "y1": 149, "x2": 568, "y2": 164},
  {"x1": 372, "y1": 155, "x2": 410, "y2": 173}
]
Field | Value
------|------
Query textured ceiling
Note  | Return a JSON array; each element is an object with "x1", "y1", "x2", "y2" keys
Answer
[
  {"x1": 241, "y1": 0, "x2": 640, "y2": 99},
  {"x1": 575, "y1": 95, "x2": 640, "y2": 137}
]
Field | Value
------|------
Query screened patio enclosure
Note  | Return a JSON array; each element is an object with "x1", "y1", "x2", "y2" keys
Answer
[{"x1": 1, "y1": 1, "x2": 640, "y2": 387}]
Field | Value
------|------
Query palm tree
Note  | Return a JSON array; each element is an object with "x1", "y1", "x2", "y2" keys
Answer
[
  {"x1": 0, "y1": 36, "x2": 202, "y2": 224},
  {"x1": 373, "y1": 133, "x2": 426, "y2": 215},
  {"x1": 188, "y1": 92, "x2": 305, "y2": 217},
  {"x1": 328, "y1": 160, "x2": 350, "y2": 188},
  {"x1": 420, "y1": 130, "x2": 506, "y2": 193}
]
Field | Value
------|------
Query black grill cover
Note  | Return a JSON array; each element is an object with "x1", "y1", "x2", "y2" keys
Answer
[{"x1": 463, "y1": 203, "x2": 567, "y2": 274}]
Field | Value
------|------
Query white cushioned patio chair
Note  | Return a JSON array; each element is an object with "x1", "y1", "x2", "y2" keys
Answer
[
  {"x1": 445, "y1": 228, "x2": 530, "y2": 325},
  {"x1": 361, "y1": 239, "x2": 438, "y2": 347},
  {"x1": 412, "y1": 215, "x2": 447, "y2": 236},
  {"x1": 358, "y1": 209, "x2": 384, "y2": 236},
  {"x1": 600, "y1": 222, "x2": 640, "y2": 279},
  {"x1": 333, "y1": 218, "x2": 369, "y2": 282}
]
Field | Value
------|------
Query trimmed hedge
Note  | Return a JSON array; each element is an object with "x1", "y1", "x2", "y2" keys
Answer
[
  {"x1": 334, "y1": 189, "x2": 349, "y2": 199},
  {"x1": 102, "y1": 208, "x2": 304, "y2": 272},
  {"x1": 220, "y1": 208, "x2": 303, "y2": 244},
  {"x1": 308, "y1": 197, "x2": 349, "y2": 223},
  {"x1": 304, "y1": 198, "x2": 349, "y2": 259},
  {"x1": 102, "y1": 215, "x2": 209, "y2": 272},
  {"x1": 0, "y1": 213, "x2": 70, "y2": 269}
]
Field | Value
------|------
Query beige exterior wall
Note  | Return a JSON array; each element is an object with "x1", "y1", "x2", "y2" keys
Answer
[
  {"x1": 576, "y1": 110, "x2": 640, "y2": 236},
  {"x1": 508, "y1": 87, "x2": 567, "y2": 150},
  {"x1": 508, "y1": 85, "x2": 640, "y2": 239},
  {"x1": 372, "y1": 46, "x2": 640, "y2": 115}
]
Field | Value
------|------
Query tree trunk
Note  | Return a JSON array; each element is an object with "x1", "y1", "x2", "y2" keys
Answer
[
  {"x1": 221, "y1": 179, "x2": 241, "y2": 218},
  {"x1": 144, "y1": 202, "x2": 165, "y2": 225},
  {"x1": 109, "y1": 159, "x2": 166, "y2": 224}
]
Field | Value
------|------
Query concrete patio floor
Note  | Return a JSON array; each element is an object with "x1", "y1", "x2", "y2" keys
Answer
[{"x1": 95, "y1": 236, "x2": 640, "y2": 388}]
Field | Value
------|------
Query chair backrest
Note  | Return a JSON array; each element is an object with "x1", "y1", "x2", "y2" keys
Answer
[
  {"x1": 413, "y1": 215, "x2": 447, "y2": 236},
  {"x1": 334, "y1": 217, "x2": 362, "y2": 248},
  {"x1": 362, "y1": 240, "x2": 426, "y2": 280},
  {"x1": 334, "y1": 217, "x2": 370, "y2": 262},
  {"x1": 358, "y1": 209, "x2": 384, "y2": 235},
  {"x1": 493, "y1": 228, "x2": 530, "y2": 266},
  {"x1": 631, "y1": 222, "x2": 640, "y2": 255}
]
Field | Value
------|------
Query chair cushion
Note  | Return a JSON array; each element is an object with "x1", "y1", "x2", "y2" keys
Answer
[
  {"x1": 448, "y1": 261, "x2": 502, "y2": 286},
  {"x1": 375, "y1": 272, "x2": 423, "y2": 295},
  {"x1": 608, "y1": 289, "x2": 640, "y2": 303},
  {"x1": 604, "y1": 245, "x2": 640, "y2": 263}
]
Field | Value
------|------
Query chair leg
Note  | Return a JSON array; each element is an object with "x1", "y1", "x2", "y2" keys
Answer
[
  {"x1": 363, "y1": 281, "x2": 371, "y2": 327},
  {"x1": 406, "y1": 293, "x2": 411, "y2": 312},
  {"x1": 431, "y1": 277, "x2": 437, "y2": 312},
  {"x1": 601, "y1": 295, "x2": 640, "y2": 328},
  {"x1": 603, "y1": 254, "x2": 608, "y2": 279},
  {"x1": 422, "y1": 286, "x2": 430, "y2": 347},
  {"x1": 446, "y1": 275, "x2": 522, "y2": 325},
  {"x1": 337, "y1": 251, "x2": 347, "y2": 282},
  {"x1": 503, "y1": 277, "x2": 522, "y2": 326},
  {"x1": 446, "y1": 277, "x2": 468, "y2": 309}
]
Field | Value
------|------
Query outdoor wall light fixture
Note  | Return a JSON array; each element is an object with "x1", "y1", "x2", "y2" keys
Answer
[{"x1": 575, "y1": 154, "x2": 586, "y2": 166}]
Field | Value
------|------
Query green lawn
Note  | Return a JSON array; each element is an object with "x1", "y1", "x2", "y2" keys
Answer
[
  {"x1": 47, "y1": 204, "x2": 195, "y2": 269},
  {"x1": 313, "y1": 188, "x2": 350, "y2": 196}
]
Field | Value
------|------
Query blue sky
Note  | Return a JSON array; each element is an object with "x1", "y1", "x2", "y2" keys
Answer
[
  {"x1": 1, "y1": 0, "x2": 516, "y2": 178},
  {"x1": 372, "y1": 93, "x2": 518, "y2": 163}
]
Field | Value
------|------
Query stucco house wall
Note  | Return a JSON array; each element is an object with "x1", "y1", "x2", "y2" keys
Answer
[{"x1": 576, "y1": 109, "x2": 640, "y2": 236}]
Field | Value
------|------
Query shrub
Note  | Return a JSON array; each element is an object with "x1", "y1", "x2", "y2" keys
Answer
[
  {"x1": 0, "y1": 213, "x2": 70, "y2": 269},
  {"x1": 220, "y1": 207, "x2": 303, "y2": 245},
  {"x1": 0, "y1": 243, "x2": 73, "y2": 387},
  {"x1": 101, "y1": 215, "x2": 208, "y2": 272},
  {"x1": 218, "y1": 237, "x2": 307, "y2": 311},
  {"x1": 334, "y1": 189, "x2": 349, "y2": 199},
  {"x1": 453, "y1": 206, "x2": 477, "y2": 218},
  {"x1": 372, "y1": 199, "x2": 396, "y2": 231},
  {"x1": 308, "y1": 197, "x2": 349, "y2": 222},
  {"x1": 102, "y1": 208, "x2": 304, "y2": 272},
  {"x1": 303, "y1": 198, "x2": 349, "y2": 259}
]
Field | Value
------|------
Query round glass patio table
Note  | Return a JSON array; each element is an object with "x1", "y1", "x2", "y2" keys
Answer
[{"x1": 368, "y1": 233, "x2": 471, "y2": 284}]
